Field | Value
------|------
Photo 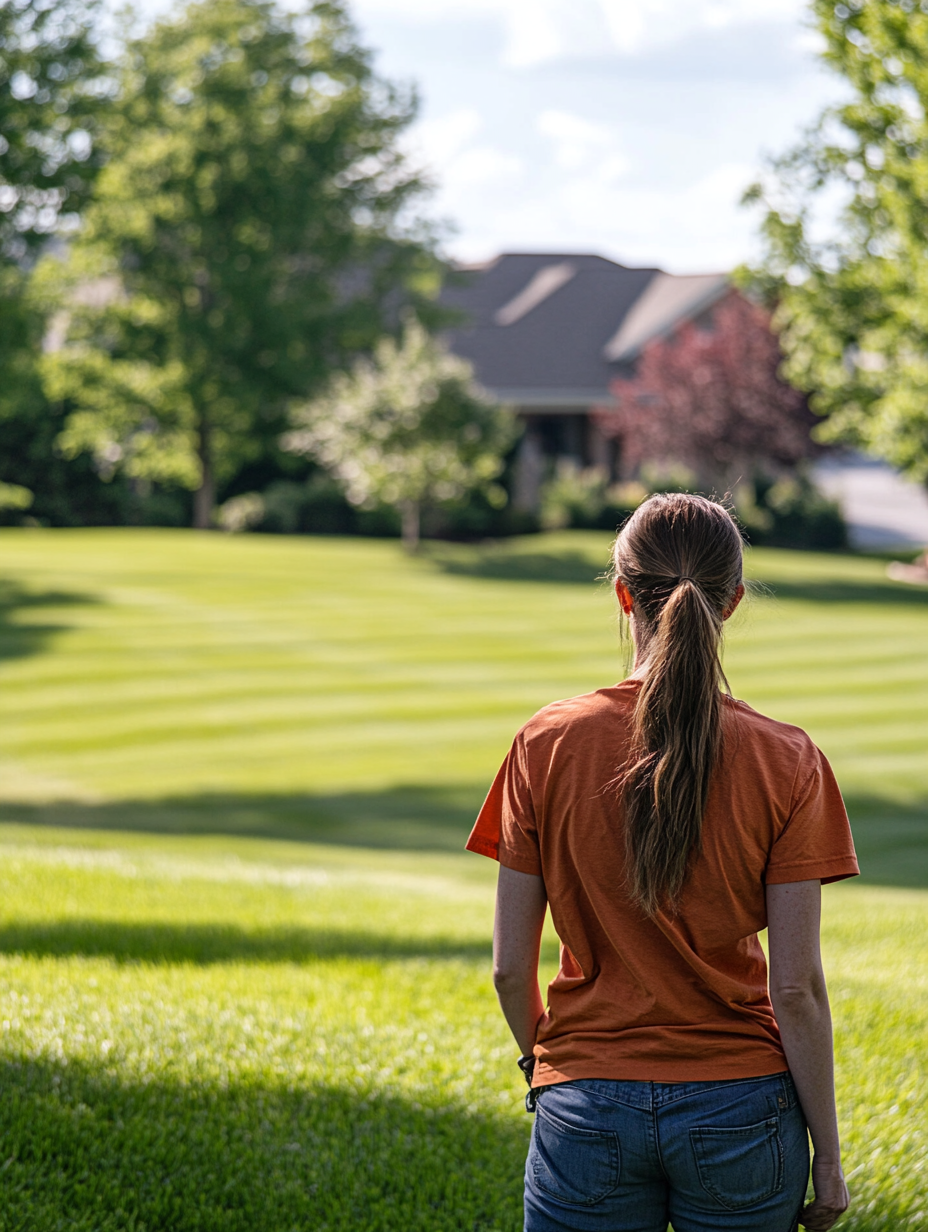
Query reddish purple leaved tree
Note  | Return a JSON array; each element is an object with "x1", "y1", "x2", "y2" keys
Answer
[{"x1": 596, "y1": 292, "x2": 814, "y2": 489}]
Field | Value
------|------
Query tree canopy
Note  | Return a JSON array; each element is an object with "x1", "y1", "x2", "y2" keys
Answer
[
  {"x1": 0, "y1": 0, "x2": 116, "y2": 522},
  {"x1": 747, "y1": 0, "x2": 928, "y2": 485},
  {"x1": 0, "y1": 0, "x2": 106, "y2": 262},
  {"x1": 285, "y1": 317, "x2": 517, "y2": 550},
  {"x1": 42, "y1": 0, "x2": 444, "y2": 527}
]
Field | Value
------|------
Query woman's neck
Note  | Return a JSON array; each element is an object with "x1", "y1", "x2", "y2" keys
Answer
[{"x1": 628, "y1": 619, "x2": 652, "y2": 680}]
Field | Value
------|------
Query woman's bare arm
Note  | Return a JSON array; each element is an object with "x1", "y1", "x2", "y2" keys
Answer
[
  {"x1": 493, "y1": 864, "x2": 547, "y2": 1055},
  {"x1": 766, "y1": 879, "x2": 850, "y2": 1231}
]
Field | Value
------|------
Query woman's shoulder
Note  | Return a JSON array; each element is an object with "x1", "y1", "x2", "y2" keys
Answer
[
  {"x1": 722, "y1": 694, "x2": 822, "y2": 766},
  {"x1": 517, "y1": 682, "x2": 640, "y2": 744}
]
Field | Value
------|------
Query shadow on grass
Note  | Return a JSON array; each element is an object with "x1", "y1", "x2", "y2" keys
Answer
[
  {"x1": 0, "y1": 919, "x2": 497, "y2": 965},
  {"x1": 0, "y1": 783, "x2": 486, "y2": 852},
  {"x1": 0, "y1": 579, "x2": 98, "y2": 662},
  {"x1": 754, "y1": 576, "x2": 928, "y2": 608},
  {"x1": 0, "y1": 1057, "x2": 909, "y2": 1232},
  {"x1": 1, "y1": 786, "x2": 926, "y2": 888},
  {"x1": 423, "y1": 543, "x2": 608, "y2": 585},
  {"x1": 0, "y1": 1057, "x2": 527, "y2": 1231},
  {"x1": 423, "y1": 541, "x2": 928, "y2": 605},
  {"x1": 842, "y1": 794, "x2": 928, "y2": 889}
]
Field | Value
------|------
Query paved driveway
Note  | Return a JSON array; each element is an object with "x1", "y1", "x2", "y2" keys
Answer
[{"x1": 813, "y1": 457, "x2": 928, "y2": 551}]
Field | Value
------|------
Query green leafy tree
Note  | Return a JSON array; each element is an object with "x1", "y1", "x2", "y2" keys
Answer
[
  {"x1": 43, "y1": 0, "x2": 442, "y2": 527},
  {"x1": 746, "y1": 0, "x2": 928, "y2": 485},
  {"x1": 284, "y1": 317, "x2": 517, "y2": 550},
  {"x1": 0, "y1": 0, "x2": 106, "y2": 261},
  {"x1": 0, "y1": 0, "x2": 110, "y2": 520}
]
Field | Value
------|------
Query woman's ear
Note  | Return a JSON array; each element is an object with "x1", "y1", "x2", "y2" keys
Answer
[
  {"x1": 614, "y1": 579, "x2": 634, "y2": 616},
  {"x1": 723, "y1": 582, "x2": 746, "y2": 621}
]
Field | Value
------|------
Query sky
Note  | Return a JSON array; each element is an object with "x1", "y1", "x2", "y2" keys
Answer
[{"x1": 131, "y1": 0, "x2": 846, "y2": 274}]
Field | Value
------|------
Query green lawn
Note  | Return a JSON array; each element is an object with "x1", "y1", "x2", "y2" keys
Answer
[{"x1": 0, "y1": 528, "x2": 925, "y2": 1229}]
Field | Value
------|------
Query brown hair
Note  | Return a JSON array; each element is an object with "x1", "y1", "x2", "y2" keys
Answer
[{"x1": 611, "y1": 493, "x2": 744, "y2": 916}]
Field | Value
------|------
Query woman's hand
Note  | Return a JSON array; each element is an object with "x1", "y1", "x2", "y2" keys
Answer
[{"x1": 801, "y1": 1158, "x2": 850, "y2": 1230}]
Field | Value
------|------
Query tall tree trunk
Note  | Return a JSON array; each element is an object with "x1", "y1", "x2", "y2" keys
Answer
[
  {"x1": 400, "y1": 499, "x2": 420, "y2": 553},
  {"x1": 193, "y1": 419, "x2": 215, "y2": 530}
]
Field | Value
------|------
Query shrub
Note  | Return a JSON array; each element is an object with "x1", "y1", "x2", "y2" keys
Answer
[
  {"x1": 538, "y1": 462, "x2": 646, "y2": 533},
  {"x1": 540, "y1": 461, "x2": 609, "y2": 531},
  {"x1": 217, "y1": 492, "x2": 266, "y2": 533},
  {"x1": 739, "y1": 473, "x2": 847, "y2": 550},
  {"x1": 260, "y1": 477, "x2": 358, "y2": 536},
  {"x1": 217, "y1": 476, "x2": 402, "y2": 538}
]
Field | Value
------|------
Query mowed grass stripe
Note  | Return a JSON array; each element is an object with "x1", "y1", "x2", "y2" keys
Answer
[
  {"x1": 0, "y1": 530, "x2": 618, "y2": 798},
  {"x1": 1, "y1": 528, "x2": 924, "y2": 811},
  {"x1": 4, "y1": 690, "x2": 557, "y2": 748}
]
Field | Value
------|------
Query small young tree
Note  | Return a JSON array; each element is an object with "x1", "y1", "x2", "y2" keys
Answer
[
  {"x1": 284, "y1": 318, "x2": 517, "y2": 550},
  {"x1": 596, "y1": 292, "x2": 813, "y2": 489}
]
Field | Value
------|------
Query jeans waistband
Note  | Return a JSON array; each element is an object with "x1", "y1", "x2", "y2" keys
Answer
[{"x1": 542, "y1": 1071, "x2": 796, "y2": 1113}]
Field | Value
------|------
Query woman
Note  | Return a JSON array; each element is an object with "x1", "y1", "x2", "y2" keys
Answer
[{"x1": 466, "y1": 493, "x2": 856, "y2": 1232}]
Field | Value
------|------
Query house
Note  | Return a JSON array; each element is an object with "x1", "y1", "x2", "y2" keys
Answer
[{"x1": 441, "y1": 253, "x2": 728, "y2": 510}]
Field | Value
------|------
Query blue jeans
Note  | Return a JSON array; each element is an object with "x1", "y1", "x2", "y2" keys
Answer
[{"x1": 524, "y1": 1073, "x2": 809, "y2": 1232}]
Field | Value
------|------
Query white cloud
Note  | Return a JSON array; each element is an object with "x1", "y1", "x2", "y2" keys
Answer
[
  {"x1": 448, "y1": 158, "x2": 761, "y2": 272},
  {"x1": 353, "y1": 0, "x2": 807, "y2": 65},
  {"x1": 405, "y1": 107, "x2": 525, "y2": 238},
  {"x1": 444, "y1": 146, "x2": 524, "y2": 191},
  {"x1": 407, "y1": 103, "x2": 760, "y2": 272},
  {"x1": 793, "y1": 26, "x2": 828, "y2": 56},
  {"x1": 560, "y1": 159, "x2": 759, "y2": 268},
  {"x1": 410, "y1": 107, "x2": 482, "y2": 172},
  {"x1": 500, "y1": 1, "x2": 566, "y2": 68},
  {"x1": 407, "y1": 108, "x2": 523, "y2": 189},
  {"x1": 537, "y1": 110, "x2": 623, "y2": 172}
]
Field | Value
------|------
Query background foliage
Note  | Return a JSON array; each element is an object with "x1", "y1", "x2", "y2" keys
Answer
[
  {"x1": 0, "y1": 0, "x2": 128, "y2": 526},
  {"x1": 0, "y1": 0, "x2": 105, "y2": 260},
  {"x1": 748, "y1": 0, "x2": 928, "y2": 486},
  {"x1": 41, "y1": 0, "x2": 443, "y2": 528},
  {"x1": 0, "y1": 0, "x2": 882, "y2": 543}
]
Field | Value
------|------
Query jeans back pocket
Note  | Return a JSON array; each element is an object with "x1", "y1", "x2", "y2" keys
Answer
[
  {"x1": 690, "y1": 1117, "x2": 784, "y2": 1211},
  {"x1": 530, "y1": 1103, "x2": 620, "y2": 1207}
]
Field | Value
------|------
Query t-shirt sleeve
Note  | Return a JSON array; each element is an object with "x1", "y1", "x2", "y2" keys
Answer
[
  {"x1": 465, "y1": 733, "x2": 542, "y2": 876},
  {"x1": 765, "y1": 744, "x2": 859, "y2": 885}
]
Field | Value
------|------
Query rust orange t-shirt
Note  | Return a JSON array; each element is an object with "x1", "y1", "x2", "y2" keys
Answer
[{"x1": 466, "y1": 681, "x2": 859, "y2": 1086}]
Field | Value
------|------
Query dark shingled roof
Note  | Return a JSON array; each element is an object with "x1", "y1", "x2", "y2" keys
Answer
[{"x1": 441, "y1": 253, "x2": 728, "y2": 409}]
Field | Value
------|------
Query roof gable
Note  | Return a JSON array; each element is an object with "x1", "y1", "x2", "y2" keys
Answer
[
  {"x1": 441, "y1": 253, "x2": 728, "y2": 408},
  {"x1": 603, "y1": 272, "x2": 729, "y2": 363}
]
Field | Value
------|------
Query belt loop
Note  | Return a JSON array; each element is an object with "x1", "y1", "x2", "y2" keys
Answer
[{"x1": 778, "y1": 1073, "x2": 792, "y2": 1111}]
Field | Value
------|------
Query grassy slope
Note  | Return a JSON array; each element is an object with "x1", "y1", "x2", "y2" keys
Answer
[
  {"x1": 0, "y1": 528, "x2": 924, "y2": 1230},
  {"x1": 0, "y1": 528, "x2": 925, "y2": 877}
]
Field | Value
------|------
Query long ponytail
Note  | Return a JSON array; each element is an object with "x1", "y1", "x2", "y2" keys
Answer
[{"x1": 612, "y1": 494, "x2": 743, "y2": 916}]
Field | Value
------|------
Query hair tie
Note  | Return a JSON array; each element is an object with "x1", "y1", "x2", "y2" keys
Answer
[{"x1": 677, "y1": 575, "x2": 695, "y2": 583}]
